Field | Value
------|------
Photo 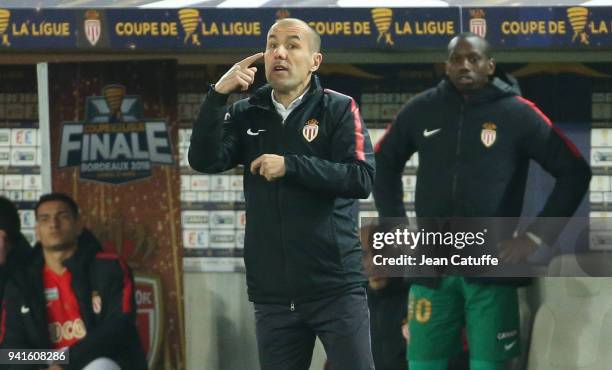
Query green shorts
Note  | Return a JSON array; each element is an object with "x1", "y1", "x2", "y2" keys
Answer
[{"x1": 407, "y1": 276, "x2": 520, "y2": 362}]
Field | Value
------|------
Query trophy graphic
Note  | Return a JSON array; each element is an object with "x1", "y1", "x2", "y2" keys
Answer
[
  {"x1": 103, "y1": 85, "x2": 125, "y2": 123},
  {"x1": 371, "y1": 8, "x2": 394, "y2": 45},
  {"x1": 178, "y1": 8, "x2": 201, "y2": 45},
  {"x1": 567, "y1": 7, "x2": 590, "y2": 45},
  {"x1": 0, "y1": 9, "x2": 11, "y2": 46}
]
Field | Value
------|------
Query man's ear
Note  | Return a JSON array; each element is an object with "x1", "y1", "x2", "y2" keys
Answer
[
  {"x1": 35, "y1": 223, "x2": 40, "y2": 242},
  {"x1": 311, "y1": 53, "x2": 323, "y2": 72},
  {"x1": 487, "y1": 57, "x2": 496, "y2": 76}
]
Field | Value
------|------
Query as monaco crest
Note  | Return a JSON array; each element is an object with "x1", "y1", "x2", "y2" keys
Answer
[
  {"x1": 84, "y1": 10, "x2": 101, "y2": 46},
  {"x1": 481, "y1": 122, "x2": 497, "y2": 148},
  {"x1": 302, "y1": 119, "x2": 319, "y2": 143},
  {"x1": 469, "y1": 9, "x2": 487, "y2": 38},
  {"x1": 135, "y1": 274, "x2": 163, "y2": 370}
]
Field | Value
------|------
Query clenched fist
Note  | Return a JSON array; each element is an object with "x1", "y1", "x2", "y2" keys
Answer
[
  {"x1": 250, "y1": 154, "x2": 286, "y2": 182},
  {"x1": 214, "y1": 52, "x2": 264, "y2": 94}
]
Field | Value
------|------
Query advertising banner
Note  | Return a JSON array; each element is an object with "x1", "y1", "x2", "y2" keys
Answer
[{"x1": 48, "y1": 60, "x2": 185, "y2": 370}]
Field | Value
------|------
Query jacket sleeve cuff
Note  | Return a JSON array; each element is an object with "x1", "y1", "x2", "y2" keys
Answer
[
  {"x1": 206, "y1": 85, "x2": 230, "y2": 105},
  {"x1": 284, "y1": 155, "x2": 298, "y2": 179}
]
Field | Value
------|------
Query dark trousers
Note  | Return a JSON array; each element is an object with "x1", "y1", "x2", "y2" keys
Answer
[{"x1": 254, "y1": 288, "x2": 375, "y2": 370}]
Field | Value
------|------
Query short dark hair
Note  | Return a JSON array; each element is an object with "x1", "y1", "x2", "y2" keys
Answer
[
  {"x1": 0, "y1": 196, "x2": 20, "y2": 245},
  {"x1": 448, "y1": 32, "x2": 491, "y2": 58},
  {"x1": 35, "y1": 193, "x2": 79, "y2": 219}
]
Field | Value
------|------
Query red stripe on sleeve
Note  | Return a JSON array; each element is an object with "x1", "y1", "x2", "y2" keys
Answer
[
  {"x1": 515, "y1": 96, "x2": 582, "y2": 158},
  {"x1": 95, "y1": 252, "x2": 119, "y2": 259},
  {"x1": 118, "y1": 259, "x2": 133, "y2": 313},
  {"x1": 374, "y1": 123, "x2": 392, "y2": 153},
  {"x1": 96, "y1": 253, "x2": 133, "y2": 313},
  {"x1": 350, "y1": 98, "x2": 366, "y2": 161},
  {"x1": 0, "y1": 300, "x2": 6, "y2": 344},
  {"x1": 323, "y1": 88, "x2": 366, "y2": 161}
]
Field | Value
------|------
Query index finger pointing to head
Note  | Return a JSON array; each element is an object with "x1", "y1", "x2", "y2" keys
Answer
[{"x1": 237, "y1": 52, "x2": 264, "y2": 68}]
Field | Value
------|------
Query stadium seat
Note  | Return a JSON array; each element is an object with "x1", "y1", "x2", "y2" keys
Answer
[
  {"x1": 546, "y1": 252, "x2": 612, "y2": 277},
  {"x1": 527, "y1": 276, "x2": 612, "y2": 370}
]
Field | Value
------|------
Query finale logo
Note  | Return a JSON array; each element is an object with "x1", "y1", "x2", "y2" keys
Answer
[{"x1": 58, "y1": 84, "x2": 173, "y2": 184}]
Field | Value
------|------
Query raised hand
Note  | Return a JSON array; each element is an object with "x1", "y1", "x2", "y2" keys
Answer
[{"x1": 214, "y1": 52, "x2": 264, "y2": 94}]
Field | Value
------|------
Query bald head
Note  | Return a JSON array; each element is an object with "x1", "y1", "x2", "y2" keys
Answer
[
  {"x1": 264, "y1": 17, "x2": 323, "y2": 97},
  {"x1": 268, "y1": 18, "x2": 321, "y2": 54},
  {"x1": 448, "y1": 32, "x2": 490, "y2": 58}
]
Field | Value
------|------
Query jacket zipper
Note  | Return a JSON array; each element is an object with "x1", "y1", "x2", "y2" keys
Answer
[
  {"x1": 272, "y1": 110, "x2": 296, "y2": 312},
  {"x1": 277, "y1": 101, "x2": 309, "y2": 312},
  {"x1": 451, "y1": 103, "x2": 465, "y2": 208}
]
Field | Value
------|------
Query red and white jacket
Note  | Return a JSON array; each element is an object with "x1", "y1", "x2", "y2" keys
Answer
[{"x1": 0, "y1": 232, "x2": 147, "y2": 370}]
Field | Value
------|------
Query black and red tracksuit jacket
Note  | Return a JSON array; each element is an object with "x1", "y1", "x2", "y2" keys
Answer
[
  {"x1": 374, "y1": 77, "x2": 591, "y2": 284},
  {"x1": 189, "y1": 74, "x2": 375, "y2": 305},
  {"x1": 0, "y1": 236, "x2": 147, "y2": 370}
]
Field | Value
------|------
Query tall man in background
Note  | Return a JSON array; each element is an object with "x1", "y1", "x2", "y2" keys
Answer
[
  {"x1": 374, "y1": 33, "x2": 591, "y2": 370},
  {"x1": 189, "y1": 18, "x2": 375, "y2": 370}
]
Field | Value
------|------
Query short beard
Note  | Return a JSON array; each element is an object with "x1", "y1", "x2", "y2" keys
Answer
[{"x1": 44, "y1": 242, "x2": 76, "y2": 252}]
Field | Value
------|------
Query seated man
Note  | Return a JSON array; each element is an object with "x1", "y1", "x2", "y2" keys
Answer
[{"x1": 0, "y1": 193, "x2": 147, "y2": 370}]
